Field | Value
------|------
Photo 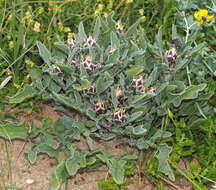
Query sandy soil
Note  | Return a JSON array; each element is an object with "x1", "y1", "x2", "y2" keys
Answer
[{"x1": 0, "y1": 105, "x2": 193, "y2": 190}]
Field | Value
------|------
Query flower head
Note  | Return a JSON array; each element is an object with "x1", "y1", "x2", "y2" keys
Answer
[
  {"x1": 165, "y1": 47, "x2": 177, "y2": 64},
  {"x1": 194, "y1": 9, "x2": 213, "y2": 27},
  {"x1": 114, "y1": 108, "x2": 126, "y2": 122},
  {"x1": 33, "y1": 21, "x2": 40, "y2": 33}
]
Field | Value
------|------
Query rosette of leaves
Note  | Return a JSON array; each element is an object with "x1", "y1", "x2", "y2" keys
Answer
[{"x1": 10, "y1": 12, "x2": 214, "y2": 183}]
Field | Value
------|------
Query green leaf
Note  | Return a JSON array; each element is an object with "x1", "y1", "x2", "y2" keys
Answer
[
  {"x1": 106, "y1": 11, "x2": 115, "y2": 31},
  {"x1": 107, "y1": 49, "x2": 120, "y2": 64},
  {"x1": 55, "y1": 161, "x2": 68, "y2": 182},
  {"x1": 14, "y1": 24, "x2": 23, "y2": 60},
  {"x1": 136, "y1": 138, "x2": 150, "y2": 150},
  {"x1": 187, "y1": 43, "x2": 206, "y2": 57},
  {"x1": 189, "y1": 118, "x2": 213, "y2": 130},
  {"x1": 66, "y1": 153, "x2": 80, "y2": 176},
  {"x1": 51, "y1": 91, "x2": 81, "y2": 112},
  {"x1": 133, "y1": 125, "x2": 147, "y2": 135},
  {"x1": 50, "y1": 173, "x2": 61, "y2": 190},
  {"x1": 122, "y1": 154, "x2": 137, "y2": 161},
  {"x1": 28, "y1": 68, "x2": 43, "y2": 90},
  {"x1": 93, "y1": 16, "x2": 101, "y2": 41},
  {"x1": 151, "y1": 130, "x2": 172, "y2": 141},
  {"x1": 125, "y1": 19, "x2": 140, "y2": 39},
  {"x1": 86, "y1": 108, "x2": 97, "y2": 121},
  {"x1": 155, "y1": 143, "x2": 175, "y2": 181},
  {"x1": 127, "y1": 111, "x2": 143, "y2": 123},
  {"x1": 78, "y1": 22, "x2": 87, "y2": 44},
  {"x1": 96, "y1": 72, "x2": 114, "y2": 94},
  {"x1": 0, "y1": 122, "x2": 28, "y2": 140},
  {"x1": 74, "y1": 91, "x2": 81, "y2": 105},
  {"x1": 96, "y1": 150, "x2": 110, "y2": 164},
  {"x1": 27, "y1": 150, "x2": 37, "y2": 164},
  {"x1": 125, "y1": 66, "x2": 144, "y2": 80},
  {"x1": 9, "y1": 85, "x2": 38, "y2": 104},
  {"x1": 109, "y1": 159, "x2": 126, "y2": 184},
  {"x1": 54, "y1": 118, "x2": 65, "y2": 133},
  {"x1": 170, "y1": 84, "x2": 207, "y2": 107},
  {"x1": 86, "y1": 136, "x2": 94, "y2": 151},
  {"x1": 99, "y1": 14, "x2": 108, "y2": 31},
  {"x1": 87, "y1": 157, "x2": 97, "y2": 166},
  {"x1": 111, "y1": 87, "x2": 118, "y2": 110},
  {"x1": 81, "y1": 78, "x2": 90, "y2": 90},
  {"x1": 54, "y1": 42, "x2": 69, "y2": 55},
  {"x1": 36, "y1": 143, "x2": 59, "y2": 158},
  {"x1": 36, "y1": 41, "x2": 51, "y2": 65},
  {"x1": 171, "y1": 24, "x2": 177, "y2": 40},
  {"x1": 80, "y1": 63, "x2": 89, "y2": 78},
  {"x1": 56, "y1": 63, "x2": 73, "y2": 74},
  {"x1": 111, "y1": 32, "x2": 120, "y2": 48},
  {"x1": 145, "y1": 67, "x2": 158, "y2": 88},
  {"x1": 156, "y1": 26, "x2": 163, "y2": 57}
]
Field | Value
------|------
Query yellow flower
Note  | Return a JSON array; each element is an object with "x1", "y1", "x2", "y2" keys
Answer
[
  {"x1": 64, "y1": 27, "x2": 71, "y2": 33},
  {"x1": 58, "y1": 22, "x2": 63, "y2": 31},
  {"x1": 139, "y1": 9, "x2": 144, "y2": 16},
  {"x1": 194, "y1": 9, "x2": 213, "y2": 26},
  {"x1": 33, "y1": 21, "x2": 41, "y2": 33},
  {"x1": 9, "y1": 41, "x2": 14, "y2": 50}
]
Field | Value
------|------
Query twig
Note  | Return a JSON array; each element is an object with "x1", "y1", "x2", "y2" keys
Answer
[
  {"x1": 16, "y1": 141, "x2": 27, "y2": 163},
  {"x1": 160, "y1": 176, "x2": 183, "y2": 190},
  {"x1": 4, "y1": 141, "x2": 13, "y2": 187}
]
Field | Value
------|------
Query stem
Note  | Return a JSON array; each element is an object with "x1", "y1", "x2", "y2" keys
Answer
[
  {"x1": 203, "y1": 60, "x2": 216, "y2": 77},
  {"x1": 196, "y1": 102, "x2": 207, "y2": 119},
  {"x1": 186, "y1": 66, "x2": 191, "y2": 86},
  {"x1": 183, "y1": 15, "x2": 196, "y2": 44},
  {"x1": 184, "y1": 17, "x2": 189, "y2": 44},
  {"x1": 4, "y1": 141, "x2": 13, "y2": 187},
  {"x1": 198, "y1": 174, "x2": 216, "y2": 184},
  {"x1": 187, "y1": 66, "x2": 207, "y2": 119}
]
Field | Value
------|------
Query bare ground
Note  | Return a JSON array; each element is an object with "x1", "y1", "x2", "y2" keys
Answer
[{"x1": 0, "y1": 105, "x2": 193, "y2": 190}]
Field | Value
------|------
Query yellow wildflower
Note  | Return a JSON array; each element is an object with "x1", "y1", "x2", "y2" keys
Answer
[
  {"x1": 139, "y1": 9, "x2": 144, "y2": 16},
  {"x1": 58, "y1": 22, "x2": 63, "y2": 31},
  {"x1": 33, "y1": 21, "x2": 41, "y2": 33},
  {"x1": 25, "y1": 11, "x2": 31, "y2": 19},
  {"x1": 25, "y1": 60, "x2": 34, "y2": 67},
  {"x1": 68, "y1": 32, "x2": 73, "y2": 39},
  {"x1": 9, "y1": 41, "x2": 14, "y2": 50},
  {"x1": 64, "y1": 27, "x2": 71, "y2": 33},
  {"x1": 104, "y1": 12, "x2": 108, "y2": 18},
  {"x1": 141, "y1": 16, "x2": 146, "y2": 23},
  {"x1": 127, "y1": 0, "x2": 133, "y2": 4},
  {"x1": 94, "y1": 4, "x2": 103, "y2": 18},
  {"x1": 194, "y1": 9, "x2": 213, "y2": 27}
]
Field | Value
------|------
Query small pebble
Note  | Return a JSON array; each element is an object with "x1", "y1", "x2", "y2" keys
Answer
[{"x1": 26, "y1": 179, "x2": 34, "y2": 185}]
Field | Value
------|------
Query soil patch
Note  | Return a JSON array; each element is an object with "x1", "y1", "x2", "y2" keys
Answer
[{"x1": 0, "y1": 105, "x2": 191, "y2": 190}]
